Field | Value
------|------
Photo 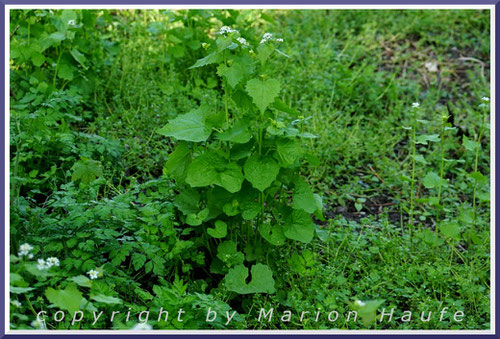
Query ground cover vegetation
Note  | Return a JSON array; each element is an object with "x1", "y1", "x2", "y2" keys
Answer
[{"x1": 9, "y1": 9, "x2": 490, "y2": 330}]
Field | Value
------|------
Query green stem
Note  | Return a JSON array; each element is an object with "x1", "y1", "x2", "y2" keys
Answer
[
  {"x1": 472, "y1": 108, "x2": 487, "y2": 227},
  {"x1": 52, "y1": 48, "x2": 63, "y2": 87},
  {"x1": 436, "y1": 117, "x2": 446, "y2": 225},
  {"x1": 409, "y1": 108, "x2": 418, "y2": 243},
  {"x1": 224, "y1": 79, "x2": 229, "y2": 130}
]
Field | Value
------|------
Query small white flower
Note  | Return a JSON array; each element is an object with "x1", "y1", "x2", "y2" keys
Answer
[
  {"x1": 67, "y1": 20, "x2": 76, "y2": 26},
  {"x1": 28, "y1": 253, "x2": 33, "y2": 259},
  {"x1": 20, "y1": 243, "x2": 33, "y2": 252},
  {"x1": 260, "y1": 33, "x2": 283, "y2": 44},
  {"x1": 37, "y1": 259, "x2": 47, "y2": 270},
  {"x1": 87, "y1": 269, "x2": 99, "y2": 280},
  {"x1": 132, "y1": 323, "x2": 153, "y2": 330},
  {"x1": 31, "y1": 319, "x2": 46, "y2": 329},
  {"x1": 481, "y1": 96, "x2": 490, "y2": 102},
  {"x1": 412, "y1": 102, "x2": 420, "y2": 108},
  {"x1": 237, "y1": 37, "x2": 248, "y2": 46},
  {"x1": 18, "y1": 243, "x2": 34, "y2": 257},
  {"x1": 218, "y1": 26, "x2": 238, "y2": 35},
  {"x1": 11, "y1": 300, "x2": 21, "y2": 307},
  {"x1": 355, "y1": 299, "x2": 366, "y2": 307},
  {"x1": 260, "y1": 33, "x2": 273, "y2": 44},
  {"x1": 46, "y1": 257, "x2": 59, "y2": 267}
]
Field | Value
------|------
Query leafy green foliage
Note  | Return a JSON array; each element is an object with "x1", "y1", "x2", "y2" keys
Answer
[
  {"x1": 186, "y1": 152, "x2": 244, "y2": 193},
  {"x1": 207, "y1": 220, "x2": 228, "y2": 238},
  {"x1": 158, "y1": 26, "x2": 323, "y2": 297},
  {"x1": 243, "y1": 154, "x2": 280, "y2": 192},
  {"x1": 245, "y1": 78, "x2": 281, "y2": 113},
  {"x1": 71, "y1": 158, "x2": 103, "y2": 184},
  {"x1": 225, "y1": 264, "x2": 276, "y2": 294},
  {"x1": 157, "y1": 107, "x2": 212, "y2": 142},
  {"x1": 9, "y1": 8, "x2": 490, "y2": 331},
  {"x1": 45, "y1": 284, "x2": 84, "y2": 314}
]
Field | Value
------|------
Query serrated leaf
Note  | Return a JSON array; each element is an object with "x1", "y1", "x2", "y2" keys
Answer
[
  {"x1": 45, "y1": 284, "x2": 83, "y2": 314},
  {"x1": 276, "y1": 138, "x2": 302, "y2": 167},
  {"x1": 313, "y1": 193, "x2": 325, "y2": 221},
  {"x1": 49, "y1": 31, "x2": 65, "y2": 43},
  {"x1": 223, "y1": 201, "x2": 240, "y2": 217},
  {"x1": 241, "y1": 201, "x2": 260, "y2": 220},
  {"x1": 70, "y1": 275, "x2": 92, "y2": 288},
  {"x1": 412, "y1": 154, "x2": 429, "y2": 164},
  {"x1": 70, "y1": 48, "x2": 88, "y2": 69},
  {"x1": 259, "y1": 223, "x2": 286, "y2": 246},
  {"x1": 186, "y1": 208, "x2": 209, "y2": 226},
  {"x1": 216, "y1": 36, "x2": 233, "y2": 52},
  {"x1": 189, "y1": 52, "x2": 220, "y2": 69},
  {"x1": 207, "y1": 220, "x2": 228, "y2": 238},
  {"x1": 422, "y1": 172, "x2": 442, "y2": 189},
  {"x1": 174, "y1": 188, "x2": 200, "y2": 215},
  {"x1": 416, "y1": 134, "x2": 440, "y2": 145},
  {"x1": 217, "y1": 241, "x2": 244, "y2": 267},
  {"x1": 244, "y1": 153, "x2": 280, "y2": 192},
  {"x1": 440, "y1": 222, "x2": 461, "y2": 241},
  {"x1": 57, "y1": 63, "x2": 74, "y2": 80},
  {"x1": 469, "y1": 171, "x2": 487, "y2": 184},
  {"x1": 219, "y1": 163, "x2": 245, "y2": 193},
  {"x1": 217, "y1": 119, "x2": 252, "y2": 144},
  {"x1": 31, "y1": 52, "x2": 45, "y2": 67},
  {"x1": 284, "y1": 209, "x2": 315, "y2": 243},
  {"x1": 163, "y1": 142, "x2": 191, "y2": 182},
  {"x1": 186, "y1": 152, "x2": 244, "y2": 193},
  {"x1": 256, "y1": 44, "x2": 273, "y2": 64},
  {"x1": 71, "y1": 158, "x2": 103, "y2": 184},
  {"x1": 217, "y1": 57, "x2": 253, "y2": 88},
  {"x1": 10, "y1": 286, "x2": 35, "y2": 294},
  {"x1": 272, "y1": 99, "x2": 300, "y2": 117},
  {"x1": 463, "y1": 135, "x2": 479, "y2": 152},
  {"x1": 132, "y1": 253, "x2": 147, "y2": 270},
  {"x1": 91, "y1": 294, "x2": 121, "y2": 304},
  {"x1": 225, "y1": 263, "x2": 275, "y2": 294},
  {"x1": 157, "y1": 107, "x2": 211, "y2": 142},
  {"x1": 245, "y1": 78, "x2": 281, "y2": 113},
  {"x1": 186, "y1": 152, "x2": 220, "y2": 187},
  {"x1": 292, "y1": 178, "x2": 316, "y2": 213}
]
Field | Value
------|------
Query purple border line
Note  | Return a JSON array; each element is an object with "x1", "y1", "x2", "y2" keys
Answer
[
  {"x1": 1, "y1": 0, "x2": 499, "y2": 5},
  {"x1": 1, "y1": 0, "x2": 6, "y2": 338},
  {"x1": 1, "y1": 1, "x2": 498, "y2": 338}
]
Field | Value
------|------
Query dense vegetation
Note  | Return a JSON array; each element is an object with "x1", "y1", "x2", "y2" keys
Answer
[{"x1": 9, "y1": 9, "x2": 490, "y2": 330}]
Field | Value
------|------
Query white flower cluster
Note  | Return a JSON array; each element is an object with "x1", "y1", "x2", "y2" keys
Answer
[
  {"x1": 260, "y1": 33, "x2": 284, "y2": 44},
  {"x1": 481, "y1": 96, "x2": 490, "y2": 102},
  {"x1": 412, "y1": 102, "x2": 420, "y2": 108},
  {"x1": 18, "y1": 243, "x2": 33, "y2": 258},
  {"x1": 237, "y1": 37, "x2": 248, "y2": 46},
  {"x1": 87, "y1": 269, "x2": 99, "y2": 280},
  {"x1": 37, "y1": 257, "x2": 60, "y2": 270},
  {"x1": 217, "y1": 26, "x2": 238, "y2": 35}
]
